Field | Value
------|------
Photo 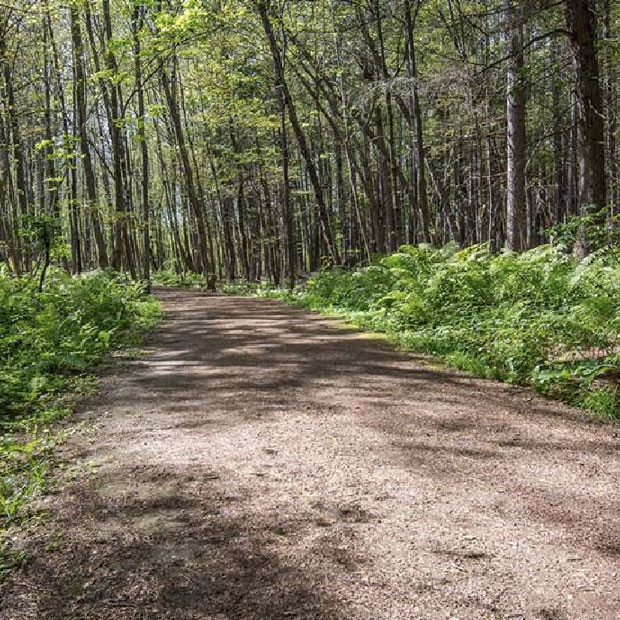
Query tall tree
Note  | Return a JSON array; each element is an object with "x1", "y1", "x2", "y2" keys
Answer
[
  {"x1": 257, "y1": 0, "x2": 340, "y2": 265},
  {"x1": 132, "y1": 4, "x2": 150, "y2": 287},
  {"x1": 71, "y1": 3, "x2": 109, "y2": 269},
  {"x1": 505, "y1": 0, "x2": 526, "y2": 251},
  {"x1": 565, "y1": 0, "x2": 606, "y2": 255}
]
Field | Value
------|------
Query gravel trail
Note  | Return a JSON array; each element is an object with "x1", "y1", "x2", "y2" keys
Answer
[{"x1": 1, "y1": 289, "x2": 619, "y2": 619}]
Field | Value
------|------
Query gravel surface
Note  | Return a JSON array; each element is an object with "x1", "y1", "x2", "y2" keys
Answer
[{"x1": 1, "y1": 289, "x2": 619, "y2": 619}]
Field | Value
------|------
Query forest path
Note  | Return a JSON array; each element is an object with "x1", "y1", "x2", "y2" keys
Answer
[{"x1": 1, "y1": 289, "x2": 620, "y2": 619}]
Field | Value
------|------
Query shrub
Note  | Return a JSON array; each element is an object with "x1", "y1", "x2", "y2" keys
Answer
[
  {"x1": 152, "y1": 268, "x2": 206, "y2": 288},
  {"x1": 289, "y1": 244, "x2": 619, "y2": 420},
  {"x1": 0, "y1": 268, "x2": 161, "y2": 528},
  {"x1": 0, "y1": 269, "x2": 161, "y2": 422}
]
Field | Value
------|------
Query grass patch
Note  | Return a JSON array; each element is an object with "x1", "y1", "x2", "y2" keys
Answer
[{"x1": 582, "y1": 386, "x2": 619, "y2": 421}]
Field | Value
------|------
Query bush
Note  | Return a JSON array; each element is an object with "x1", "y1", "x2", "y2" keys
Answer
[
  {"x1": 0, "y1": 268, "x2": 161, "y2": 422},
  {"x1": 288, "y1": 244, "x2": 619, "y2": 420},
  {"x1": 152, "y1": 267, "x2": 206, "y2": 288},
  {"x1": 0, "y1": 268, "x2": 161, "y2": 528}
]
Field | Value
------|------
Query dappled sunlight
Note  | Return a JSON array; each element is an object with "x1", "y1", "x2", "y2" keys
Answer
[{"x1": 2, "y1": 292, "x2": 619, "y2": 620}]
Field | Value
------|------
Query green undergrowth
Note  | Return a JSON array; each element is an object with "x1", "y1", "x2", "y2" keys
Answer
[
  {"x1": 153, "y1": 267, "x2": 206, "y2": 288},
  {"x1": 0, "y1": 268, "x2": 161, "y2": 574},
  {"x1": 227, "y1": 244, "x2": 620, "y2": 421}
]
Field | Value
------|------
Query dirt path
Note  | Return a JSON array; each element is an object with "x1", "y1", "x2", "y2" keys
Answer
[{"x1": 1, "y1": 289, "x2": 619, "y2": 620}]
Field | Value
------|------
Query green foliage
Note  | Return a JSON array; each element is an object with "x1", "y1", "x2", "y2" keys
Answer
[
  {"x1": 283, "y1": 244, "x2": 619, "y2": 421},
  {"x1": 582, "y1": 386, "x2": 619, "y2": 421},
  {"x1": 220, "y1": 280, "x2": 285, "y2": 298},
  {"x1": 551, "y1": 207, "x2": 620, "y2": 262},
  {"x1": 153, "y1": 268, "x2": 207, "y2": 288},
  {"x1": 0, "y1": 269, "x2": 161, "y2": 421},
  {"x1": 0, "y1": 268, "x2": 162, "y2": 531}
]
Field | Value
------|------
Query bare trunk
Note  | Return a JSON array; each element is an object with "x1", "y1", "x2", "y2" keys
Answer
[
  {"x1": 71, "y1": 6, "x2": 109, "y2": 269},
  {"x1": 566, "y1": 0, "x2": 606, "y2": 256},
  {"x1": 505, "y1": 0, "x2": 526, "y2": 252},
  {"x1": 132, "y1": 6, "x2": 150, "y2": 288}
]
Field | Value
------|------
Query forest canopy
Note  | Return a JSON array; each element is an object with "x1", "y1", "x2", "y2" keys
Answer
[{"x1": 0, "y1": 0, "x2": 617, "y2": 287}]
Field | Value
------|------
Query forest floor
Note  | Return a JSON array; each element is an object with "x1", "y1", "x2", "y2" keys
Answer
[{"x1": 1, "y1": 288, "x2": 619, "y2": 620}]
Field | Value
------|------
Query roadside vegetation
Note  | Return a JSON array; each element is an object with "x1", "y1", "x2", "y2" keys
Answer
[
  {"x1": 0, "y1": 269, "x2": 160, "y2": 575},
  {"x1": 215, "y1": 229, "x2": 620, "y2": 422},
  {"x1": 153, "y1": 269, "x2": 207, "y2": 289},
  {"x1": 289, "y1": 246, "x2": 618, "y2": 420}
]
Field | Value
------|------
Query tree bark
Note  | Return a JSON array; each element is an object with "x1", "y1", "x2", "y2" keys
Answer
[
  {"x1": 565, "y1": 0, "x2": 606, "y2": 256},
  {"x1": 71, "y1": 6, "x2": 109, "y2": 269},
  {"x1": 505, "y1": 0, "x2": 526, "y2": 252},
  {"x1": 132, "y1": 5, "x2": 150, "y2": 288}
]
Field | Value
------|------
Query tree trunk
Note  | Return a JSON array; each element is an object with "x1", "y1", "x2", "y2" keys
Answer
[
  {"x1": 102, "y1": 0, "x2": 129, "y2": 271},
  {"x1": 566, "y1": 0, "x2": 606, "y2": 256},
  {"x1": 505, "y1": 0, "x2": 526, "y2": 252},
  {"x1": 71, "y1": 6, "x2": 109, "y2": 269},
  {"x1": 404, "y1": 0, "x2": 431, "y2": 244},
  {"x1": 132, "y1": 5, "x2": 150, "y2": 288},
  {"x1": 257, "y1": 0, "x2": 340, "y2": 265},
  {"x1": 160, "y1": 61, "x2": 211, "y2": 276}
]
